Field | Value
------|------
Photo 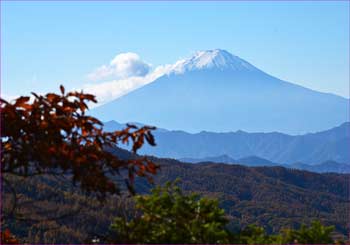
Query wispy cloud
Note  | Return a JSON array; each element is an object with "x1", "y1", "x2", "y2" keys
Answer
[
  {"x1": 87, "y1": 52, "x2": 151, "y2": 81},
  {"x1": 84, "y1": 53, "x2": 177, "y2": 106}
]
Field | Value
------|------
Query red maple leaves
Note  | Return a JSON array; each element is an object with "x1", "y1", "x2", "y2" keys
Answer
[{"x1": 1, "y1": 86, "x2": 159, "y2": 198}]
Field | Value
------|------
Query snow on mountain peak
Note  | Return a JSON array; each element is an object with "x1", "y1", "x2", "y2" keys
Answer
[{"x1": 170, "y1": 49, "x2": 258, "y2": 74}]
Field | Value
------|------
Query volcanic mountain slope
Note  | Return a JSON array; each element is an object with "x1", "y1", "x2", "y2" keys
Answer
[{"x1": 92, "y1": 49, "x2": 348, "y2": 135}]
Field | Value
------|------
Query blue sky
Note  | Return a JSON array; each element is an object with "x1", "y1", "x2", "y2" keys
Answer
[{"x1": 2, "y1": 1, "x2": 349, "y2": 101}]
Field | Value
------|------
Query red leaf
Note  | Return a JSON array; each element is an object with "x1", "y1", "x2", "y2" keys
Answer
[{"x1": 14, "y1": 96, "x2": 30, "y2": 107}]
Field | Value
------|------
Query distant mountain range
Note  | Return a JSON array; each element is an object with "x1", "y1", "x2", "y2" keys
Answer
[
  {"x1": 180, "y1": 155, "x2": 279, "y2": 167},
  {"x1": 92, "y1": 49, "x2": 349, "y2": 135},
  {"x1": 104, "y1": 120, "x2": 350, "y2": 168},
  {"x1": 289, "y1": 161, "x2": 350, "y2": 174},
  {"x1": 180, "y1": 155, "x2": 350, "y2": 174}
]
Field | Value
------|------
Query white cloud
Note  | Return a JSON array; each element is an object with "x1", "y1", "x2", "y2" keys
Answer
[
  {"x1": 87, "y1": 52, "x2": 151, "y2": 81},
  {"x1": 2, "y1": 52, "x2": 185, "y2": 108},
  {"x1": 84, "y1": 65, "x2": 173, "y2": 106},
  {"x1": 84, "y1": 52, "x2": 181, "y2": 107}
]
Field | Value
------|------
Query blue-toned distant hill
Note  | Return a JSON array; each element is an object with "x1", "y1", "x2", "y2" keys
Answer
[
  {"x1": 288, "y1": 161, "x2": 350, "y2": 174},
  {"x1": 92, "y1": 49, "x2": 349, "y2": 135},
  {"x1": 180, "y1": 155, "x2": 350, "y2": 173},
  {"x1": 180, "y1": 155, "x2": 237, "y2": 164},
  {"x1": 180, "y1": 155, "x2": 279, "y2": 167},
  {"x1": 103, "y1": 120, "x2": 350, "y2": 165}
]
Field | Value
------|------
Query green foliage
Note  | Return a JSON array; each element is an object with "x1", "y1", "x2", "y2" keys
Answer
[
  {"x1": 281, "y1": 220, "x2": 336, "y2": 244},
  {"x1": 110, "y1": 180, "x2": 230, "y2": 244},
  {"x1": 230, "y1": 221, "x2": 339, "y2": 244},
  {"x1": 110, "y1": 181, "x2": 342, "y2": 244},
  {"x1": 232, "y1": 224, "x2": 283, "y2": 244},
  {"x1": 152, "y1": 158, "x2": 348, "y2": 236}
]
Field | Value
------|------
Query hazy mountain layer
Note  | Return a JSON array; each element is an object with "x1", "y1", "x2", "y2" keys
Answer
[{"x1": 105, "y1": 121, "x2": 350, "y2": 165}]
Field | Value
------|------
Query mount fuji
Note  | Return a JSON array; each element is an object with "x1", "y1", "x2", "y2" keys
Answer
[{"x1": 91, "y1": 49, "x2": 349, "y2": 134}]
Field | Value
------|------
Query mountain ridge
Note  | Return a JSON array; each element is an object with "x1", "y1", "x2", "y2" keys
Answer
[{"x1": 104, "y1": 120, "x2": 350, "y2": 165}]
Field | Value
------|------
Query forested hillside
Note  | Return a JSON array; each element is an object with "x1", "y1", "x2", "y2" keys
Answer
[
  {"x1": 149, "y1": 158, "x2": 349, "y2": 235},
  {"x1": 4, "y1": 147, "x2": 349, "y2": 243}
]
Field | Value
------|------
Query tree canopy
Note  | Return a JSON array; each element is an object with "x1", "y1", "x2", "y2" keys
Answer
[
  {"x1": 1, "y1": 86, "x2": 158, "y2": 198},
  {"x1": 109, "y1": 181, "x2": 340, "y2": 244},
  {"x1": 110, "y1": 180, "x2": 230, "y2": 244}
]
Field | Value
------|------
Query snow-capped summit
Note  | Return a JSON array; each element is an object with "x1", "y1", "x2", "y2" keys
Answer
[
  {"x1": 91, "y1": 48, "x2": 348, "y2": 135},
  {"x1": 171, "y1": 49, "x2": 258, "y2": 73}
]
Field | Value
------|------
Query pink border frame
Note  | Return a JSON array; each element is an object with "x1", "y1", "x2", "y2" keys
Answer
[{"x1": 0, "y1": 0, "x2": 349, "y2": 244}]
